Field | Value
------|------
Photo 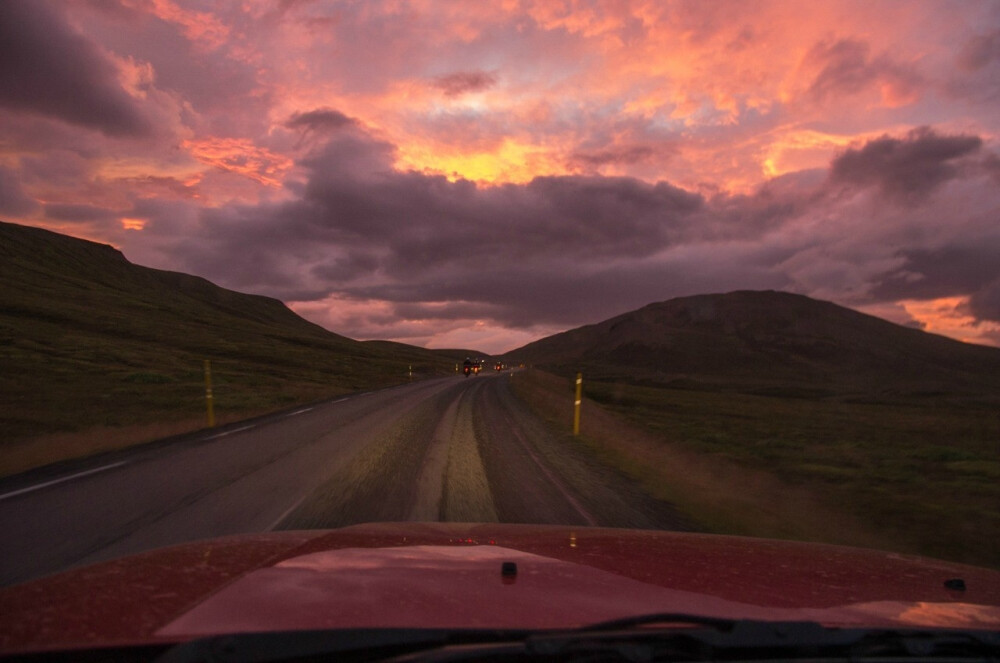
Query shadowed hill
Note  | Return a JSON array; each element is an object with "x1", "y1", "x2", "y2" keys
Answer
[
  {"x1": 0, "y1": 220, "x2": 461, "y2": 455},
  {"x1": 506, "y1": 290, "x2": 1000, "y2": 397}
]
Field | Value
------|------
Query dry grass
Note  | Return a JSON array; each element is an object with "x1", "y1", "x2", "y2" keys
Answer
[{"x1": 510, "y1": 369, "x2": 920, "y2": 556}]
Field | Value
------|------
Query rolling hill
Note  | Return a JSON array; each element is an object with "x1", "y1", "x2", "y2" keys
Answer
[
  {"x1": 0, "y1": 220, "x2": 463, "y2": 456},
  {"x1": 506, "y1": 290, "x2": 1000, "y2": 398}
]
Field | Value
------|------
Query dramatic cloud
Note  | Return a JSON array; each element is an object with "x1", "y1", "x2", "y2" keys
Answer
[
  {"x1": 0, "y1": 166, "x2": 39, "y2": 216},
  {"x1": 43, "y1": 203, "x2": 120, "y2": 223},
  {"x1": 958, "y1": 29, "x2": 1000, "y2": 72},
  {"x1": 4, "y1": 1, "x2": 999, "y2": 351},
  {"x1": 829, "y1": 127, "x2": 983, "y2": 202},
  {"x1": 153, "y1": 123, "x2": 998, "y2": 350},
  {"x1": 431, "y1": 71, "x2": 499, "y2": 97},
  {"x1": 0, "y1": 1, "x2": 151, "y2": 136},
  {"x1": 805, "y1": 38, "x2": 923, "y2": 107},
  {"x1": 873, "y1": 245, "x2": 1000, "y2": 323},
  {"x1": 286, "y1": 109, "x2": 357, "y2": 133}
]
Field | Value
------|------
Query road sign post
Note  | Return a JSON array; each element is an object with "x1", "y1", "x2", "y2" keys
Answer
[
  {"x1": 204, "y1": 359, "x2": 215, "y2": 428},
  {"x1": 573, "y1": 372, "x2": 582, "y2": 436}
]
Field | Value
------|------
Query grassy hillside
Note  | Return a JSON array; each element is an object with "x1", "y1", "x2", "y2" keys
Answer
[
  {"x1": 0, "y1": 221, "x2": 462, "y2": 475},
  {"x1": 502, "y1": 293, "x2": 1000, "y2": 566},
  {"x1": 507, "y1": 290, "x2": 1000, "y2": 397}
]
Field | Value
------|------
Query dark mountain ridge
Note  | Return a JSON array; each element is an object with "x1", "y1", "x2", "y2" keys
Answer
[
  {"x1": 506, "y1": 290, "x2": 1000, "y2": 397},
  {"x1": 0, "y1": 221, "x2": 346, "y2": 337}
]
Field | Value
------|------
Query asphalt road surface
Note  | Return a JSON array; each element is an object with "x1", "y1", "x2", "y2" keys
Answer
[{"x1": 0, "y1": 372, "x2": 689, "y2": 586}]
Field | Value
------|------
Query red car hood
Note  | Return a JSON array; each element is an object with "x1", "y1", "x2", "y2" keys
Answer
[{"x1": 2, "y1": 523, "x2": 999, "y2": 653}]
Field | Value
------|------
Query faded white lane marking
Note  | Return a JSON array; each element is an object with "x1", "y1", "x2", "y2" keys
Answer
[
  {"x1": 266, "y1": 491, "x2": 313, "y2": 531},
  {"x1": 0, "y1": 461, "x2": 129, "y2": 501},
  {"x1": 508, "y1": 425, "x2": 599, "y2": 526},
  {"x1": 205, "y1": 425, "x2": 254, "y2": 440}
]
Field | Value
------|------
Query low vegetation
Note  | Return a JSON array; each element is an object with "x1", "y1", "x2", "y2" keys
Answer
[
  {"x1": 0, "y1": 221, "x2": 463, "y2": 476},
  {"x1": 511, "y1": 369, "x2": 999, "y2": 569}
]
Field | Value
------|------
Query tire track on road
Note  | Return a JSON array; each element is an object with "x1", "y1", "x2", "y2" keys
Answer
[{"x1": 439, "y1": 381, "x2": 498, "y2": 523}]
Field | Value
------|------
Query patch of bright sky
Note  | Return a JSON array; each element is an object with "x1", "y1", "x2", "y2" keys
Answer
[{"x1": 901, "y1": 297, "x2": 1000, "y2": 347}]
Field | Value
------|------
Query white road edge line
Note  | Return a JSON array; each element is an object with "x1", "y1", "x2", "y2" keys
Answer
[
  {"x1": 0, "y1": 461, "x2": 129, "y2": 501},
  {"x1": 205, "y1": 425, "x2": 255, "y2": 440},
  {"x1": 287, "y1": 407, "x2": 314, "y2": 416},
  {"x1": 267, "y1": 492, "x2": 312, "y2": 531}
]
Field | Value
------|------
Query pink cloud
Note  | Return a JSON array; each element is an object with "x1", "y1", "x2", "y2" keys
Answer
[{"x1": 3, "y1": 0, "x2": 999, "y2": 351}]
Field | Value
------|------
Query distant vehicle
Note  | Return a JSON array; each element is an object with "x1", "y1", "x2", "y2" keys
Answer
[
  {"x1": 2, "y1": 522, "x2": 999, "y2": 659},
  {"x1": 463, "y1": 359, "x2": 474, "y2": 377},
  {"x1": 495, "y1": 361, "x2": 504, "y2": 371}
]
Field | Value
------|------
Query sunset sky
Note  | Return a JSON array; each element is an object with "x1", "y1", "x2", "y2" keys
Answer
[{"x1": 2, "y1": 0, "x2": 999, "y2": 353}]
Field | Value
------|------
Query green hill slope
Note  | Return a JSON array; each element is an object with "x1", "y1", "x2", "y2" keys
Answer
[
  {"x1": 507, "y1": 290, "x2": 1000, "y2": 397},
  {"x1": 504, "y1": 292, "x2": 1000, "y2": 566},
  {"x1": 0, "y1": 221, "x2": 458, "y2": 472}
]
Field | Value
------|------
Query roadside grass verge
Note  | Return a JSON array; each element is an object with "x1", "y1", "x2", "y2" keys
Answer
[
  {"x1": 1, "y1": 221, "x2": 465, "y2": 477},
  {"x1": 510, "y1": 369, "x2": 999, "y2": 568}
]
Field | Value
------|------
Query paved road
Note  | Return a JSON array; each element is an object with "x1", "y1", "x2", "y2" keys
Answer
[{"x1": 0, "y1": 373, "x2": 689, "y2": 586}]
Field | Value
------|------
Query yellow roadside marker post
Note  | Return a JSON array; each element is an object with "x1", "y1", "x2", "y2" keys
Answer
[
  {"x1": 573, "y1": 372, "x2": 582, "y2": 436},
  {"x1": 204, "y1": 359, "x2": 216, "y2": 428}
]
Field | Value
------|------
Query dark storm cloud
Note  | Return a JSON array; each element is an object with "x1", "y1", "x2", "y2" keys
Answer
[
  {"x1": 968, "y1": 280, "x2": 1000, "y2": 323},
  {"x1": 344, "y1": 245, "x2": 792, "y2": 329},
  {"x1": 569, "y1": 145, "x2": 657, "y2": 168},
  {"x1": 431, "y1": 71, "x2": 499, "y2": 97},
  {"x1": 950, "y1": 29, "x2": 1000, "y2": 103},
  {"x1": 285, "y1": 109, "x2": 359, "y2": 150},
  {"x1": 173, "y1": 124, "x2": 706, "y2": 315},
  {"x1": 310, "y1": 252, "x2": 381, "y2": 281},
  {"x1": 0, "y1": 1, "x2": 151, "y2": 137},
  {"x1": 297, "y1": 130, "x2": 704, "y2": 267},
  {"x1": 0, "y1": 166, "x2": 39, "y2": 216},
  {"x1": 285, "y1": 109, "x2": 357, "y2": 133},
  {"x1": 872, "y1": 244, "x2": 1000, "y2": 322},
  {"x1": 43, "y1": 203, "x2": 119, "y2": 222},
  {"x1": 829, "y1": 127, "x2": 982, "y2": 201},
  {"x1": 957, "y1": 29, "x2": 1000, "y2": 71},
  {"x1": 158, "y1": 123, "x2": 998, "y2": 342}
]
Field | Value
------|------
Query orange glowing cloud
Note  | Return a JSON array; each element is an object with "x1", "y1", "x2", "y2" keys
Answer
[
  {"x1": 134, "y1": 0, "x2": 230, "y2": 51},
  {"x1": 247, "y1": 0, "x2": 954, "y2": 193},
  {"x1": 354, "y1": 2, "x2": 934, "y2": 190},
  {"x1": 762, "y1": 129, "x2": 877, "y2": 178},
  {"x1": 120, "y1": 217, "x2": 147, "y2": 231},
  {"x1": 182, "y1": 138, "x2": 293, "y2": 187},
  {"x1": 395, "y1": 138, "x2": 566, "y2": 184},
  {"x1": 901, "y1": 297, "x2": 1000, "y2": 346}
]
